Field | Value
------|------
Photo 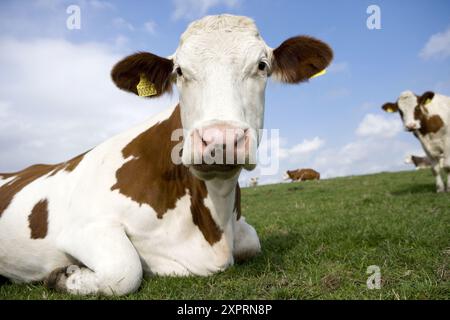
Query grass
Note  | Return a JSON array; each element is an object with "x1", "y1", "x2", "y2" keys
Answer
[{"x1": 1, "y1": 170, "x2": 449, "y2": 300}]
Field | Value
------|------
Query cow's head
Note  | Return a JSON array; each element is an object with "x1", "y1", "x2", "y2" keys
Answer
[
  {"x1": 283, "y1": 170, "x2": 294, "y2": 180},
  {"x1": 111, "y1": 15, "x2": 333, "y2": 181},
  {"x1": 382, "y1": 90, "x2": 435, "y2": 132}
]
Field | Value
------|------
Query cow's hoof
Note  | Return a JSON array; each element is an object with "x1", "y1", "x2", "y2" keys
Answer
[{"x1": 45, "y1": 264, "x2": 81, "y2": 291}]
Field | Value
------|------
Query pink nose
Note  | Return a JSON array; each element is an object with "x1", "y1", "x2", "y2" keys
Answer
[
  {"x1": 406, "y1": 123, "x2": 417, "y2": 131},
  {"x1": 192, "y1": 125, "x2": 249, "y2": 166}
]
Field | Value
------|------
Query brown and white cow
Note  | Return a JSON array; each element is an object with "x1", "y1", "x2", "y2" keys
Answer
[
  {"x1": 0, "y1": 15, "x2": 332, "y2": 295},
  {"x1": 383, "y1": 90, "x2": 450, "y2": 192},
  {"x1": 284, "y1": 168, "x2": 320, "y2": 182},
  {"x1": 404, "y1": 155, "x2": 432, "y2": 170}
]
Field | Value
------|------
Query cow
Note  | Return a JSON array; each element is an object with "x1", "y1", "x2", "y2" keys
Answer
[
  {"x1": 248, "y1": 177, "x2": 259, "y2": 187},
  {"x1": 284, "y1": 168, "x2": 320, "y2": 182},
  {"x1": 404, "y1": 155, "x2": 432, "y2": 170},
  {"x1": 0, "y1": 14, "x2": 333, "y2": 295},
  {"x1": 382, "y1": 90, "x2": 450, "y2": 192}
]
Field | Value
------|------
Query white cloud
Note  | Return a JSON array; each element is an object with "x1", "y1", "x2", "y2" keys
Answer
[
  {"x1": 144, "y1": 20, "x2": 157, "y2": 34},
  {"x1": 90, "y1": 0, "x2": 115, "y2": 10},
  {"x1": 283, "y1": 137, "x2": 325, "y2": 158},
  {"x1": 420, "y1": 26, "x2": 450, "y2": 60},
  {"x1": 356, "y1": 113, "x2": 402, "y2": 138},
  {"x1": 239, "y1": 111, "x2": 419, "y2": 185},
  {"x1": 311, "y1": 137, "x2": 420, "y2": 179},
  {"x1": 113, "y1": 17, "x2": 134, "y2": 31},
  {"x1": 0, "y1": 37, "x2": 177, "y2": 172},
  {"x1": 172, "y1": 0, "x2": 240, "y2": 20}
]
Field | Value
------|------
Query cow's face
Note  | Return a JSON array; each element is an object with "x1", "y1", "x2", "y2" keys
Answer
[
  {"x1": 112, "y1": 15, "x2": 332, "y2": 181},
  {"x1": 382, "y1": 91, "x2": 435, "y2": 132}
]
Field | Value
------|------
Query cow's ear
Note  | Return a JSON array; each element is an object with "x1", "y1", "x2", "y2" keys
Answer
[
  {"x1": 271, "y1": 36, "x2": 333, "y2": 83},
  {"x1": 111, "y1": 52, "x2": 174, "y2": 98},
  {"x1": 417, "y1": 91, "x2": 435, "y2": 106},
  {"x1": 382, "y1": 102, "x2": 399, "y2": 113}
]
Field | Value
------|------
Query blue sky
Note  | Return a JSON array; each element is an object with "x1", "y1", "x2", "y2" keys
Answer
[{"x1": 0, "y1": 0, "x2": 449, "y2": 184}]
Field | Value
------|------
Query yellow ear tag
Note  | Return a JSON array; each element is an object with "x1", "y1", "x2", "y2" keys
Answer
[
  {"x1": 136, "y1": 74, "x2": 157, "y2": 97},
  {"x1": 424, "y1": 98, "x2": 432, "y2": 105},
  {"x1": 386, "y1": 107, "x2": 395, "y2": 113},
  {"x1": 310, "y1": 69, "x2": 327, "y2": 79}
]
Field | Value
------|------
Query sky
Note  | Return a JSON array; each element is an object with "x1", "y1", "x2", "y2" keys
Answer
[{"x1": 0, "y1": 0, "x2": 449, "y2": 186}]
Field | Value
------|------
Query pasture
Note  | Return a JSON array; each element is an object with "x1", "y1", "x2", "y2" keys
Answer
[{"x1": 1, "y1": 169, "x2": 448, "y2": 300}]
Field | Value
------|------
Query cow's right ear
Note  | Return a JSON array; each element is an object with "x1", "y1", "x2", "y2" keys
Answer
[
  {"x1": 111, "y1": 52, "x2": 174, "y2": 98},
  {"x1": 382, "y1": 102, "x2": 398, "y2": 113}
]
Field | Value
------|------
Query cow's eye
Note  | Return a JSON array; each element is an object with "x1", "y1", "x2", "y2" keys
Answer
[
  {"x1": 258, "y1": 61, "x2": 267, "y2": 71},
  {"x1": 176, "y1": 67, "x2": 183, "y2": 76}
]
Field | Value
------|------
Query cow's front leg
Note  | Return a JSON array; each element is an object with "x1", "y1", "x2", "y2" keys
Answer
[
  {"x1": 443, "y1": 158, "x2": 450, "y2": 192},
  {"x1": 233, "y1": 217, "x2": 261, "y2": 263},
  {"x1": 443, "y1": 138, "x2": 450, "y2": 192},
  {"x1": 430, "y1": 160, "x2": 445, "y2": 193},
  {"x1": 47, "y1": 225, "x2": 142, "y2": 296}
]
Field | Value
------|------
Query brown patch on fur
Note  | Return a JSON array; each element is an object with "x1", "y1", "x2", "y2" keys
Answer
[
  {"x1": 48, "y1": 152, "x2": 87, "y2": 177},
  {"x1": 273, "y1": 36, "x2": 333, "y2": 83},
  {"x1": 190, "y1": 179, "x2": 222, "y2": 245},
  {"x1": 0, "y1": 152, "x2": 87, "y2": 217},
  {"x1": 111, "y1": 105, "x2": 223, "y2": 245},
  {"x1": 287, "y1": 168, "x2": 320, "y2": 181},
  {"x1": 28, "y1": 199, "x2": 49, "y2": 239},
  {"x1": 414, "y1": 107, "x2": 444, "y2": 135},
  {"x1": 234, "y1": 183, "x2": 241, "y2": 220},
  {"x1": 111, "y1": 52, "x2": 174, "y2": 98},
  {"x1": 0, "y1": 165, "x2": 56, "y2": 217}
]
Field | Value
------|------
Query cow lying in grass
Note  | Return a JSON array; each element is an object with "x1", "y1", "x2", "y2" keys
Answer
[
  {"x1": 284, "y1": 168, "x2": 321, "y2": 182},
  {"x1": 0, "y1": 14, "x2": 333, "y2": 295},
  {"x1": 383, "y1": 91, "x2": 450, "y2": 192}
]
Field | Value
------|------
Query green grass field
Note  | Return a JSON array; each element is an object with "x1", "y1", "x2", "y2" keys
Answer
[{"x1": 1, "y1": 170, "x2": 449, "y2": 300}]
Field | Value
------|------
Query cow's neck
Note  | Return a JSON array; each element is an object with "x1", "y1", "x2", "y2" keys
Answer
[{"x1": 203, "y1": 175, "x2": 240, "y2": 226}]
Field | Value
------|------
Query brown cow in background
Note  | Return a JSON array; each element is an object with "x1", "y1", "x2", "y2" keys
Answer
[{"x1": 284, "y1": 168, "x2": 320, "y2": 182}]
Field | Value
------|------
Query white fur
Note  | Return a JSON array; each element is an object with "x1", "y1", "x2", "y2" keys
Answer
[{"x1": 176, "y1": 15, "x2": 272, "y2": 171}]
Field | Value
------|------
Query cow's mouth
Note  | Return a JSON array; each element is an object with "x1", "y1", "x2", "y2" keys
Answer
[{"x1": 192, "y1": 164, "x2": 241, "y2": 173}]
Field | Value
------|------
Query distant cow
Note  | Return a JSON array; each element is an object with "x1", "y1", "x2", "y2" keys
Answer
[
  {"x1": 383, "y1": 90, "x2": 450, "y2": 192},
  {"x1": 284, "y1": 168, "x2": 320, "y2": 182},
  {"x1": 248, "y1": 177, "x2": 259, "y2": 187},
  {"x1": 404, "y1": 155, "x2": 432, "y2": 170},
  {"x1": 0, "y1": 14, "x2": 333, "y2": 295}
]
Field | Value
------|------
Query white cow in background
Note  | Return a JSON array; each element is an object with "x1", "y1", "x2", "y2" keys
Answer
[{"x1": 248, "y1": 177, "x2": 259, "y2": 187}]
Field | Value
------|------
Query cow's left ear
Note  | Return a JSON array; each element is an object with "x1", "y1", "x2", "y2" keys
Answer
[
  {"x1": 382, "y1": 102, "x2": 399, "y2": 113},
  {"x1": 417, "y1": 91, "x2": 435, "y2": 106},
  {"x1": 111, "y1": 52, "x2": 174, "y2": 98},
  {"x1": 271, "y1": 36, "x2": 333, "y2": 83}
]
